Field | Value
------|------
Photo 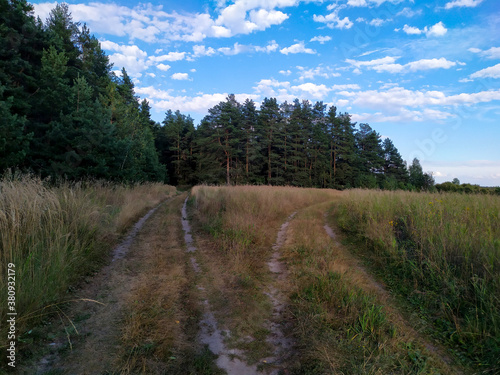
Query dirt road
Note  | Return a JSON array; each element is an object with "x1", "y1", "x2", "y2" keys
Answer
[{"x1": 20, "y1": 191, "x2": 462, "y2": 375}]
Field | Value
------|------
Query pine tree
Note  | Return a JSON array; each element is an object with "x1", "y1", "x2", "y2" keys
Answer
[
  {"x1": 197, "y1": 95, "x2": 242, "y2": 185},
  {"x1": 259, "y1": 97, "x2": 282, "y2": 184},
  {"x1": 382, "y1": 138, "x2": 408, "y2": 189},
  {"x1": 0, "y1": 85, "x2": 32, "y2": 169}
]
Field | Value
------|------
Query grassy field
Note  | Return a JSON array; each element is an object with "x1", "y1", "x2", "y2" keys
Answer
[
  {"x1": 335, "y1": 189, "x2": 500, "y2": 372},
  {"x1": 3, "y1": 181, "x2": 496, "y2": 374},
  {"x1": 0, "y1": 174, "x2": 176, "y2": 350}
]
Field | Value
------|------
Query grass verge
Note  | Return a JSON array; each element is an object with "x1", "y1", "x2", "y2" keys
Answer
[
  {"x1": 282, "y1": 201, "x2": 460, "y2": 374},
  {"x1": 334, "y1": 189, "x2": 499, "y2": 373},
  {"x1": 0, "y1": 173, "x2": 176, "y2": 366}
]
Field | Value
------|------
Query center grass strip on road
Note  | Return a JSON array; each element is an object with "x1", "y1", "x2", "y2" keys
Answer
[
  {"x1": 182, "y1": 196, "x2": 260, "y2": 374},
  {"x1": 189, "y1": 185, "x2": 342, "y2": 370}
]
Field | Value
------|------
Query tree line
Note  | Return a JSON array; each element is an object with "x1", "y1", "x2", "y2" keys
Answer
[{"x1": 1, "y1": 0, "x2": 434, "y2": 190}]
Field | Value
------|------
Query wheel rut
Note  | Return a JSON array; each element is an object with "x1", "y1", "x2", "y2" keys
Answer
[
  {"x1": 181, "y1": 196, "x2": 259, "y2": 374},
  {"x1": 263, "y1": 212, "x2": 296, "y2": 372}
]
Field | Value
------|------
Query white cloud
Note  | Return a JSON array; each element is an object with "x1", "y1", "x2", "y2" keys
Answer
[
  {"x1": 99, "y1": 40, "x2": 149, "y2": 78},
  {"x1": 470, "y1": 63, "x2": 500, "y2": 79},
  {"x1": 313, "y1": 6, "x2": 353, "y2": 30},
  {"x1": 157, "y1": 64, "x2": 171, "y2": 71},
  {"x1": 346, "y1": 0, "x2": 406, "y2": 6},
  {"x1": 339, "y1": 87, "x2": 500, "y2": 111},
  {"x1": 192, "y1": 45, "x2": 217, "y2": 57},
  {"x1": 402, "y1": 24, "x2": 422, "y2": 35},
  {"x1": 254, "y1": 40, "x2": 279, "y2": 53},
  {"x1": 445, "y1": 0, "x2": 483, "y2": 9},
  {"x1": 149, "y1": 52, "x2": 186, "y2": 62},
  {"x1": 156, "y1": 93, "x2": 228, "y2": 112},
  {"x1": 279, "y1": 70, "x2": 292, "y2": 76},
  {"x1": 280, "y1": 42, "x2": 316, "y2": 55},
  {"x1": 171, "y1": 72, "x2": 190, "y2": 80},
  {"x1": 345, "y1": 56, "x2": 465, "y2": 74},
  {"x1": 218, "y1": 42, "x2": 250, "y2": 55},
  {"x1": 468, "y1": 47, "x2": 500, "y2": 60},
  {"x1": 146, "y1": 73, "x2": 156, "y2": 78},
  {"x1": 292, "y1": 83, "x2": 331, "y2": 99},
  {"x1": 249, "y1": 9, "x2": 289, "y2": 29},
  {"x1": 347, "y1": 0, "x2": 368, "y2": 6},
  {"x1": 406, "y1": 58, "x2": 458, "y2": 71},
  {"x1": 401, "y1": 22, "x2": 447, "y2": 37},
  {"x1": 100, "y1": 40, "x2": 147, "y2": 58},
  {"x1": 135, "y1": 86, "x2": 174, "y2": 100},
  {"x1": 426, "y1": 22, "x2": 447, "y2": 37},
  {"x1": 369, "y1": 18, "x2": 386, "y2": 26},
  {"x1": 396, "y1": 7, "x2": 422, "y2": 17},
  {"x1": 297, "y1": 65, "x2": 340, "y2": 80},
  {"x1": 33, "y1": 1, "x2": 295, "y2": 43},
  {"x1": 331, "y1": 84, "x2": 361, "y2": 90},
  {"x1": 310, "y1": 35, "x2": 332, "y2": 44}
]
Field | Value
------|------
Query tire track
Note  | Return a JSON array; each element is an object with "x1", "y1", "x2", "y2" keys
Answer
[
  {"x1": 263, "y1": 212, "x2": 296, "y2": 372},
  {"x1": 181, "y1": 197, "x2": 259, "y2": 374}
]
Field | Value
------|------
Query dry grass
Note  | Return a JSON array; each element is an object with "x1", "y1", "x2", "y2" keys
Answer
[
  {"x1": 0, "y1": 174, "x2": 176, "y2": 352},
  {"x1": 119, "y1": 195, "x2": 195, "y2": 374}
]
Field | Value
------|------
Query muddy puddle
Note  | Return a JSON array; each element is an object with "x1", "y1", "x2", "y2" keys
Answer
[{"x1": 181, "y1": 197, "x2": 259, "y2": 374}]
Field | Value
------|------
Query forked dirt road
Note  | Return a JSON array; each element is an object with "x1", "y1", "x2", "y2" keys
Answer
[{"x1": 21, "y1": 191, "x2": 461, "y2": 374}]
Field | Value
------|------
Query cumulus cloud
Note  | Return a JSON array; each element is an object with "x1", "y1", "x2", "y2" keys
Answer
[
  {"x1": 468, "y1": 47, "x2": 500, "y2": 59},
  {"x1": 149, "y1": 52, "x2": 186, "y2": 62},
  {"x1": 99, "y1": 40, "x2": 149, "y2": 77},
  {"x1": 218, "y1": 42, "x2": 250, "y2": 55},
  {"x1": 292, "y1": 83, "x2": 331, "y2": 99},
  {"x1": 192, "y1": 45, "x2": 217, "y2": 58},
  {"x1": 254, "y1": 40, "x2": 279, "y2": 53},
  {"x1": 338, "y1": 87, "x2": 500, "y2": 111},
  {"x1": 280, "y1": 42, "x2": 316, "y2": 55},
  {"x1": 396, "y1": 7, "x2": 422, "y2": 17},
  {"x1": 400, "y1": 22, "x2": 447, "y2": 37},
  {"x1": 296, "y1": 65, "x2": 340, "y2": 80},
  {"x1": 331, "y1": 84, "x2": 361, "y2": 90},
  {"x1": 157, "y1": 64, "x2": 171, "y2": 71},
  {"x1": 346, "y1": 56, "x2": 460, "y2": 74},
  {"x1": 33, "y1": 0, "x2": 294, "y2": 43},
  {"x1": 402, "y1": 24, "x2": 422, "y2": 35},
  {"x1": 470, "y1": 63, "x2": 500, "y2": 79},
  {"x1": 171, "y1": 72, "x2": 190, "y2": 80},
  {"x1": 445, "y1": 0, "x2": 483, "y2": 9},
  {"x1": 310, "y1": 35, "x2": 332, "y2": 44},
  {"x1": 313, "y1": 5, "x2": 353, "y2": 30}
]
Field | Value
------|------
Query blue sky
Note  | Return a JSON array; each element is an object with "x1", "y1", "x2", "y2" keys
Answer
[{"x1": 32, "y1": 0, "x2": 500, "y2": 186}]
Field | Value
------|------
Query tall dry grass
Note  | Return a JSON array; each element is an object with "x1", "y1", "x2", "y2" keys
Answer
[
  {"x1": 0, "y1": 174, "x2": 175, "y2": 343},
  {"x1": 336, "y1": 189, "x2": 500, "y2": 372}
]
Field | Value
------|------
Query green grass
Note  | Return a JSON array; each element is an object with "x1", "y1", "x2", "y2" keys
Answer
[{"x1": 335, "y1": 189, "x2": 500, "y2": 373}]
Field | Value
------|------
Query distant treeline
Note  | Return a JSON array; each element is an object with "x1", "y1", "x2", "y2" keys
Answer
[
  {"x1": 436, "y1": 181, "x2": 500, "y2": 195},
  {"x1": 0, "y1": 1, "x2": 433, "y2": 190}
]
